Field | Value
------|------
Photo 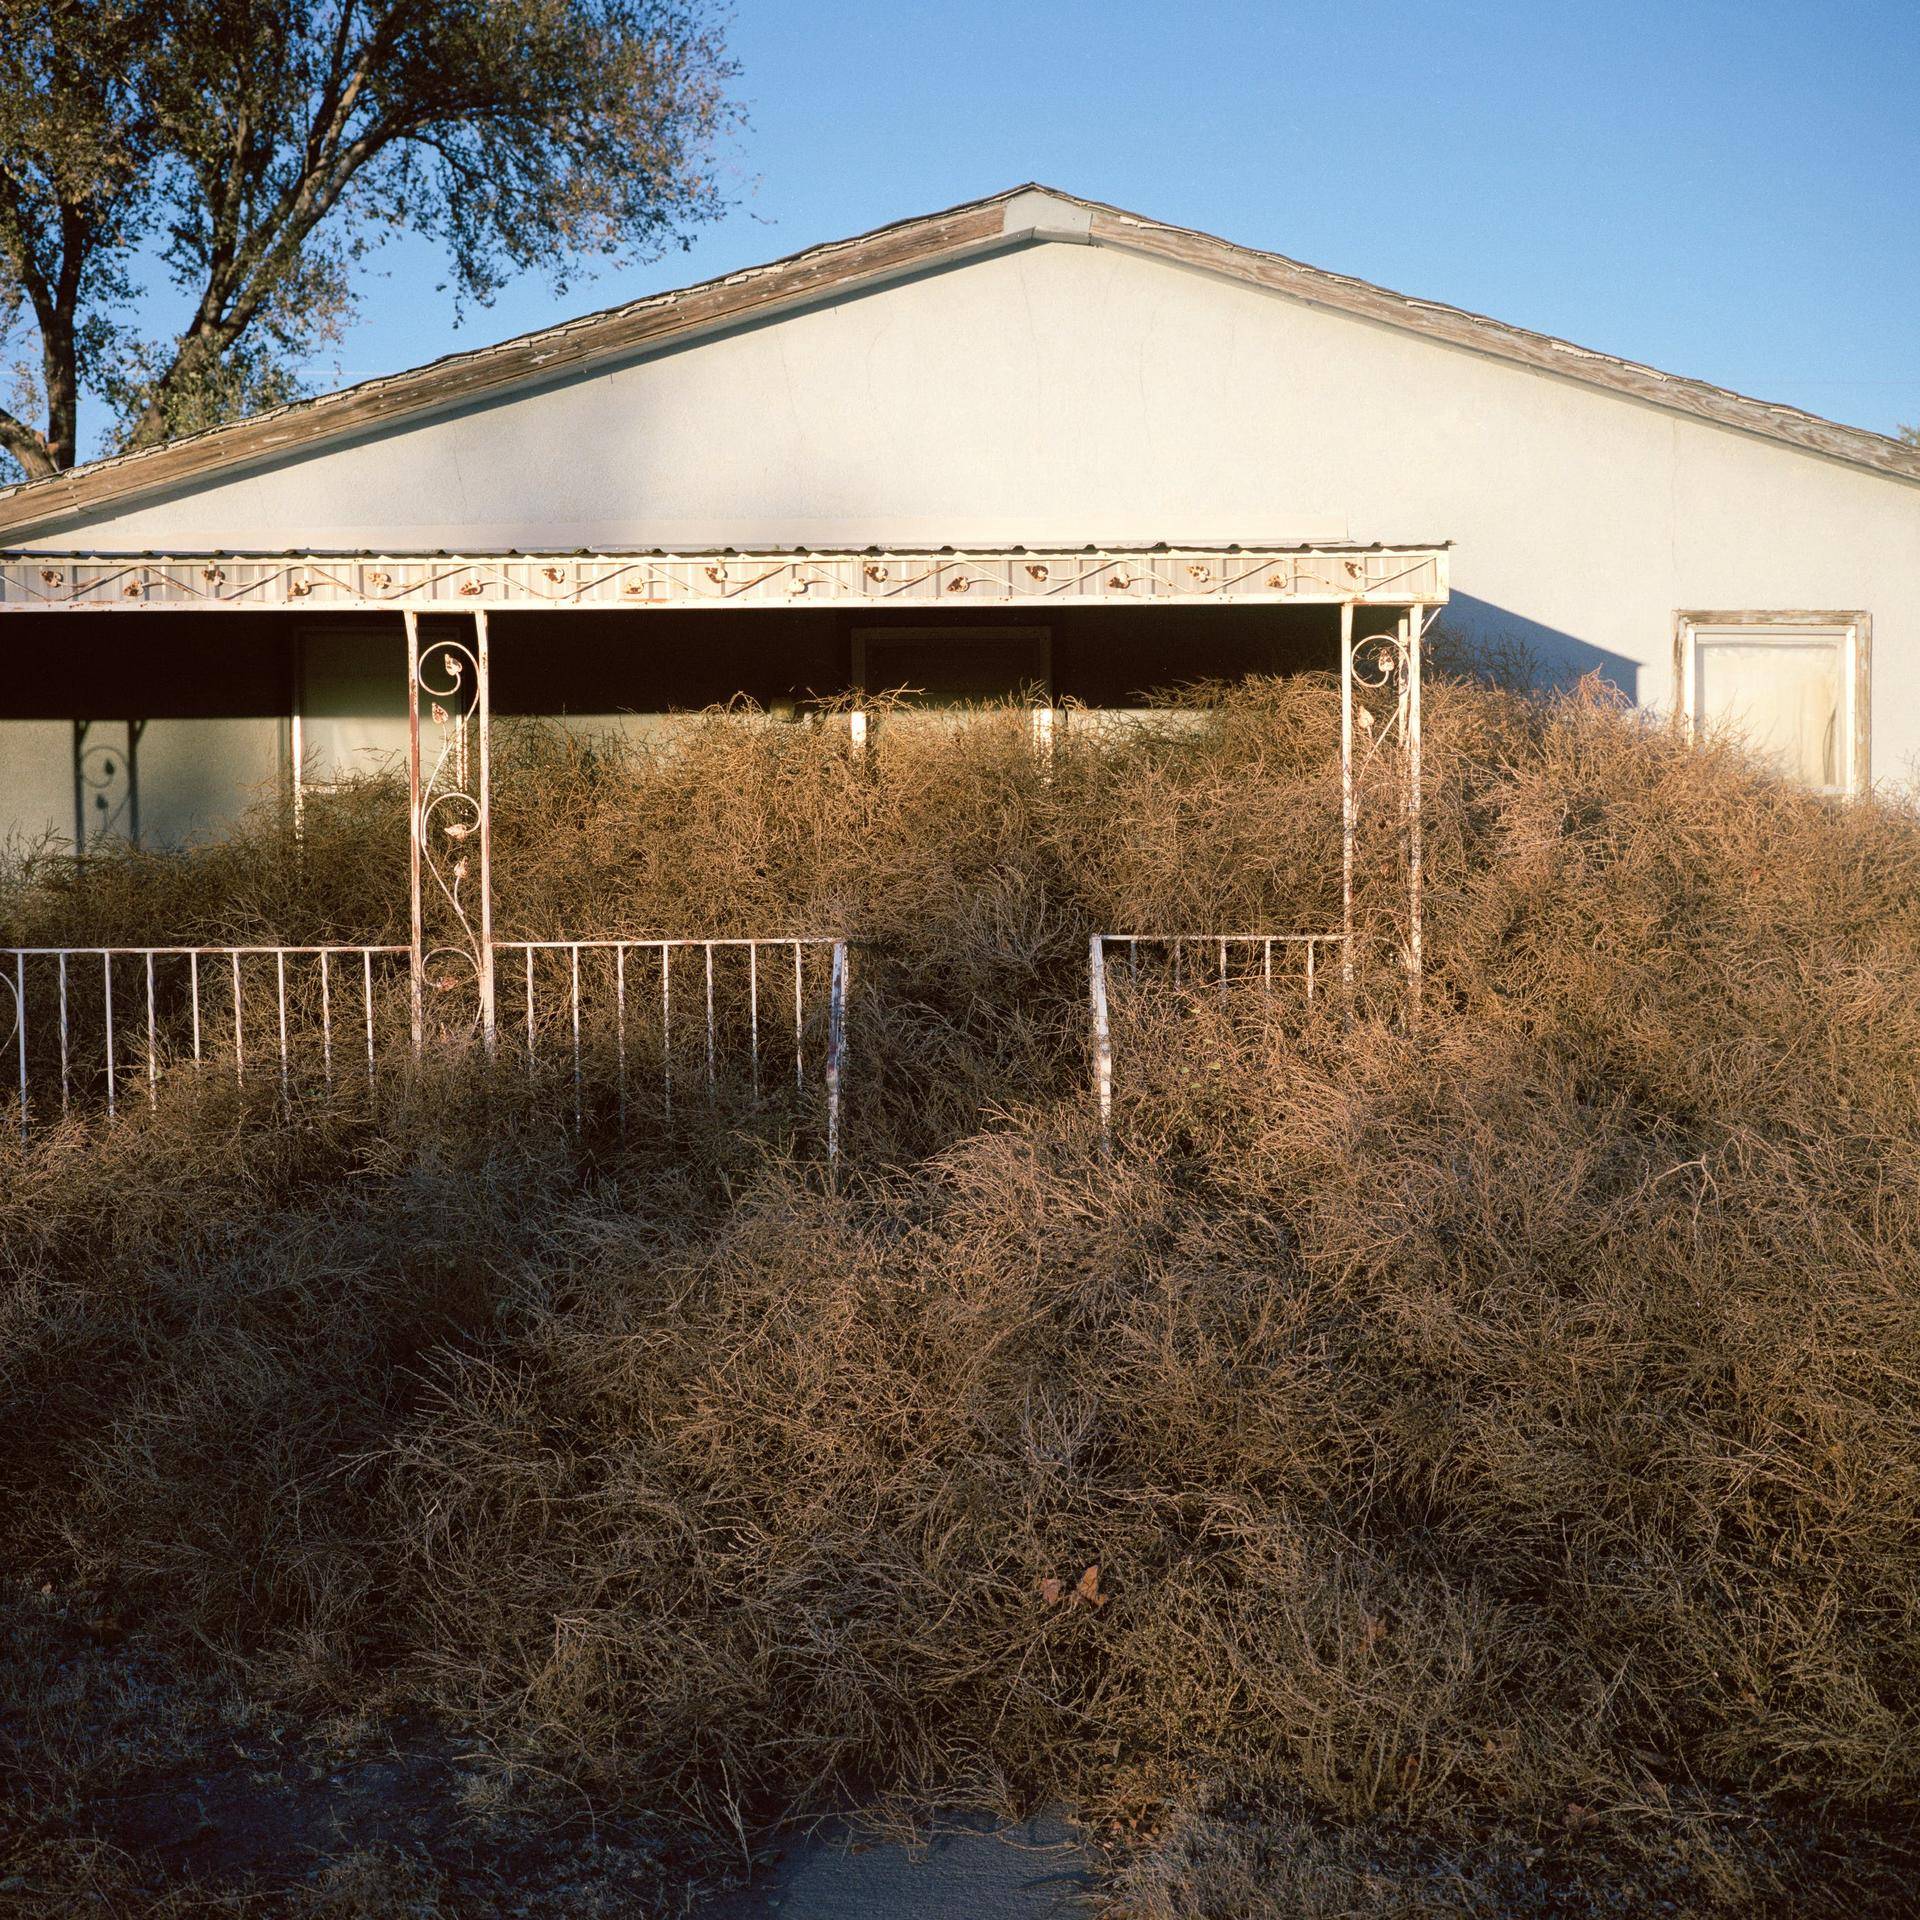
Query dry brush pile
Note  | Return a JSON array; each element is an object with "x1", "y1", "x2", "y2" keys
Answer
[{"x1": 3, "y1": 677, "x2": 1919, "y2": 1899}]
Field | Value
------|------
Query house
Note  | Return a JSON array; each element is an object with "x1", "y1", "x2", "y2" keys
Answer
[{"x1": 1, "y1": 182, "x2": 1914, "y2": 860}]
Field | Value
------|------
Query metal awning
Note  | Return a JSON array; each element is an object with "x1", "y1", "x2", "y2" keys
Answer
[{"x1": 0, "y1": 542, "x2": 1449, "y2": 613}]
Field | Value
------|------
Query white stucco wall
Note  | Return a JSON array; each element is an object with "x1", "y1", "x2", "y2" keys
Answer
[
  {"x1": 6, "y1": 225, "x2": 1920, "y2": 849},
  {"x1": 0, "y1": 715, "x2": 283, "y2": 853}
]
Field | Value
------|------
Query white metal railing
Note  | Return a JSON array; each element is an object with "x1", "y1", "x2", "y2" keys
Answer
[
  {"x1": 2, "y1": 944, "x2": 410, "y2": 1122},
  {"x1": 3, "y1": 935, "x2": 848, "y2": 1161},
  {"x1": 495, "y1": 937, "x2": 847, "y2": 1158},
  {"x1": 1089, "y1": 932, "x2": 1343, "y2": 1145}
]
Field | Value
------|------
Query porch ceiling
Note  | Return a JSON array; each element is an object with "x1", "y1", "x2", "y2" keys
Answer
[{"x1": 0, "y1": 542, "x2": 1449, "y2": 616}]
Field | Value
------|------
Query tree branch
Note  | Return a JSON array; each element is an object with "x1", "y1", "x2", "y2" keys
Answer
[
  {"x1": 161, "y1": 4, "x2": 414, "y2": 372},
  {"x1": 307, "y1": 0, "x2": 362, "y2": 173},
  {"x1": 0, "y1": 398, "x2": 56, "y2": 481}
]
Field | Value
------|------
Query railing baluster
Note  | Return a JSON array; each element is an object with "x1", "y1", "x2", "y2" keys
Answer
[
  {"x1": 231, "y1": 950, "x2": 244, "y2": 1085},
  {"x1": 363, "y1": 948, "x2": 375, "y2": 1083},
  {"x1": 615, "y1": 944, "x2": 627, "y2": 1131},
  {"x1": 518, "y1": 945, "x2": 531, "y2": 1076},
  {"x1": 145, "y1": 951, "x2": 157, "y2": 1103},
  {"x1": 570, "y1": 942, "x2": 582, "y2": 1129},
  {"x1": 748, "y1": 942, "x2": 760, "y2": 1103},
  {"x1": 319, "y1": 950, "x2": 333, "y2": 1087},
  {"x1": 793, "y1": 940, "x2": 804, "y2": 1094},
  {"x1": 276, "y1": 950, "x2": 290, "y2": 1100},
  {"x1": 1306, "y1": 939, "x2": 1316, "y2": 1002},
  {"x1": 661, "y1": 943, "x2": 672, "y2": 1119},
  {"x1": 189, "y1": 951, "x2": 202, "y2": 1065},
  {"x1": 826, "y1": 941, "x2": 846, "y2": 1171},
  {"x1": 13, "y1": 952, "x2": 26, "y2": 1138},
  {"x1": 103, "y1": 952, "x2": 116, "y2": 1119},
  {"x1": 704, "y1": 942, "x2": 716, "y2": 1103},
  {"x1": 58, "y1": 953, "x2": 69, "y2": 1118},
  {"x1": 1264, "y1": 937, "x2": 1273, "y2": 991}
]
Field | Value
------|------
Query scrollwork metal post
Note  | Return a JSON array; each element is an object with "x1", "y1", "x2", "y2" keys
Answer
[
  {"x1": 1405, "y1": 604, "x2": 1424, "y2": 1021},
  {"x1": 406, "y1": 609, "x2": 496, "y2": 1056},
  {"x1": 289, "y1": 626, "x2": 306, "y2": 840},
  {"x1": 1339, "y1": 599, "x2": 1425, "y2": 1017},
  {"x1": 1340, "y1": 601, "x2": 1356, "y2": 992}
]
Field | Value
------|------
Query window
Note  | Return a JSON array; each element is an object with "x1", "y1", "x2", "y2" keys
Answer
[{"x1": 1676, "y1": 613, "x2": 1869, "y2": 796}]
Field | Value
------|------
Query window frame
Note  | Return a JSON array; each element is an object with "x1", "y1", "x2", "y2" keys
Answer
[{"x1": 1673, "y1": 609, "x2": 1871, "y2": 797}]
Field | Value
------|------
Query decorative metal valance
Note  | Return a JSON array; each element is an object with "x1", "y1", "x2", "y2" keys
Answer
[{"x1": 0, "y1": 543, "x2": 1449, "y2": 614}]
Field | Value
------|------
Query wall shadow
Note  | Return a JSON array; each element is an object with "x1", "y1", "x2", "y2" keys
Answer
[{"x1": 1435, "y1": 592, "x2": 1644, "y2": 702}]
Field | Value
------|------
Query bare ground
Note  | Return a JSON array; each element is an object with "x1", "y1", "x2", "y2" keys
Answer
[{"x1": 6, "y1": 1589, "x2": 1912, "y2": 1918}]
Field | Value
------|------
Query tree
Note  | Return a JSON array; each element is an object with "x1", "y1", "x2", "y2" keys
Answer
[
  {"x1": 0, "y1": 0, "x2": 737, "y2": 480},
  {"x1": 1901, "y1": 424, "x2": 1919, "y2": 448}
]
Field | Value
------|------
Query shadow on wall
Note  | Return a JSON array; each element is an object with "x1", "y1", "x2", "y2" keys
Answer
[{"x1": 1435, "y1": 593, "x2": 1643, "y2": 703}]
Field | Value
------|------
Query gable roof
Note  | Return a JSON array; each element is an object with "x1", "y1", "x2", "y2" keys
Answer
[{"x1": 4, "y1": 183, "x2": 1916, "y2": 543}]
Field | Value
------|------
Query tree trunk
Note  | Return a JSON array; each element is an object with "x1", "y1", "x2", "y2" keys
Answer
[{"x1": 42, "y1": 334, "x2": 78, "y2": 473}]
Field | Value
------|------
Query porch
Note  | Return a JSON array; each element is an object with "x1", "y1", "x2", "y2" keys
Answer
[{"x1": 1, "y1": 541, "x2": 1448, "y2": 1149}]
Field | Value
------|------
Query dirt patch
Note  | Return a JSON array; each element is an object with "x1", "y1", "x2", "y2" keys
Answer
[
  {"x1": 6, "y1": 1597, "x2": 1913, "y2": 1917},
  {"x1": 1101, "y1": 1796, "x2": 1920, "y2": 1918},
  {"x1": 0, "y1": 1592, "x2": 685, "y2": 1915}
]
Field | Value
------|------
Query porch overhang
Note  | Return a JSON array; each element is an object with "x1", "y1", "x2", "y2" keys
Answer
[{"x1": 0, "y1": 541, "x2": 1449, "y2": 615}]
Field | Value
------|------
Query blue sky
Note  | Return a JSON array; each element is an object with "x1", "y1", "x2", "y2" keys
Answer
[{"x1": 120, "y1": 0, "x2": 1920, "y2": 446}]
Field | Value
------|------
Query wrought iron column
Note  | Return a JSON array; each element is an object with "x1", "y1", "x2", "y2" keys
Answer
[
  {"x1": 826, "y1": 940, "x2": 848, "y2": 1173},
  {"x1": 406, "y1": 609, "x2": 496, "y2": 1056},
  {"x1": 406, "y1": 615, "x2": 422, "y2": 1056},
  {"x1": 1340, "y1": 601, "x2": 1425, "y2": 1014},
  {"x1": 1090, "y1": 933, "x2": 1113, "y2": 1146},
  {"x1": 1339, "y1": 601, "x2": 1355, "y2": 991},
  {"x1": 1405, "y1": 604, "x2": 1424, "y2": 1018},
  {"x1": 289, "y1": 625, "x2": 305, "y2": 838}
]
